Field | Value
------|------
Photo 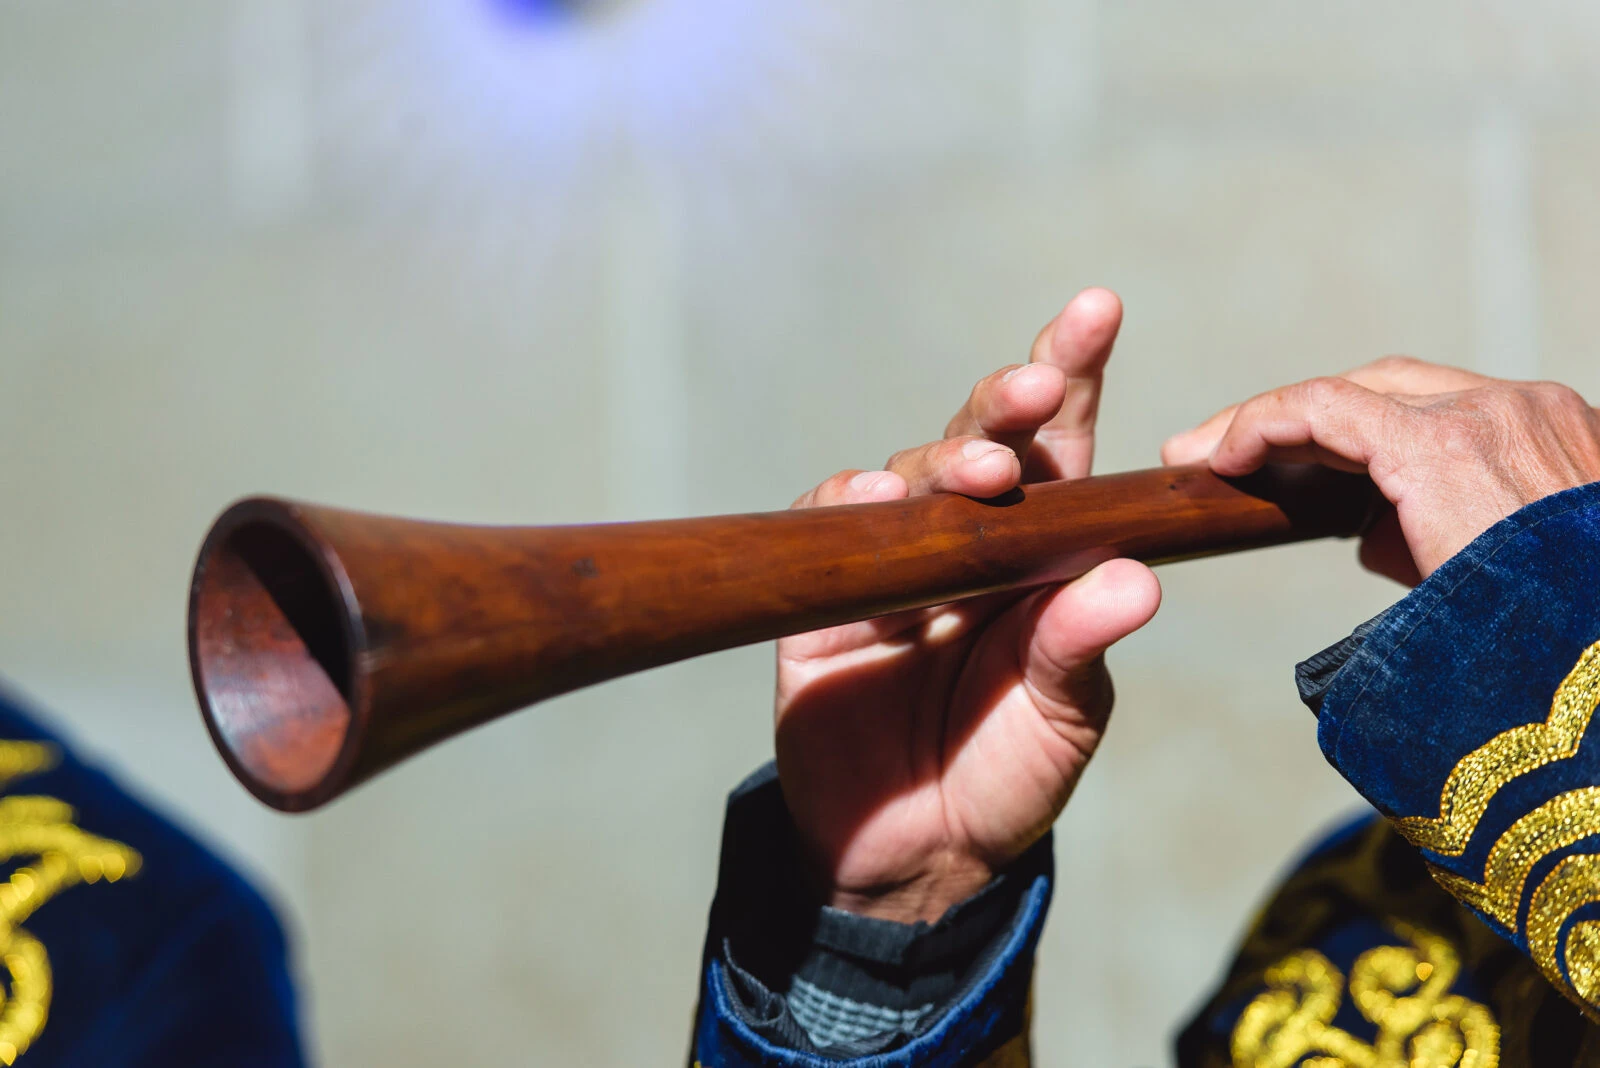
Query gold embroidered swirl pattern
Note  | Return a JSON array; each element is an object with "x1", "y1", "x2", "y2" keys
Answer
[
  {"x1": 1428, "y1": 786, "x2": 1600, "y2": 929},
  {"x1": 1378, "y1": 638, "x2": 1600, "y2": 1019},
  {"x1": 0, "y1": 741, "x2": 141, "y2": 1064},
  {"x1": 1394, "y1": 640, "x2": 1600, "y2": 857},
  {"x1": 1523, "y1": 854, "x2": 1600, "y2": 1011},
  {"x1": 1230, "y1": 922, "x2": 1498, "y2": 1067},
  {"x1": 1560, "y1": 920, "x2": 1600, "y2": 1007}
]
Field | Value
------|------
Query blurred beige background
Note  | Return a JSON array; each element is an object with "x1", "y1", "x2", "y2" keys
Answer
[{"x1": 4, "y1": 1, "x2": 1600, "y2": 1063}]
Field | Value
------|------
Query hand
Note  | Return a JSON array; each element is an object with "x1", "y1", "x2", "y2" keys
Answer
[
  {"x1": 775, "y1": 289, "x2": 1162, "y2": 923},
  {"x1": 1162, "y1": 356, "x2": 1600, "y2": 586}
]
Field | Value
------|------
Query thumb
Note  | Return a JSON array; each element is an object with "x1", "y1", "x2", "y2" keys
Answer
[{"x1": 1020, "y1": 559, "x2": 1161, "y2": 717}]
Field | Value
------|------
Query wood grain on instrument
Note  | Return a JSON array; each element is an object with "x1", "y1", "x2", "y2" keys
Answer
[{"x1": 188, "y1": 463, "x2": 1377, "y2": 811}]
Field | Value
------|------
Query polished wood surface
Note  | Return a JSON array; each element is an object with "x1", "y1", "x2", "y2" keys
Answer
[{"x1": 188, "y1": 463, "x2": 1377, "y2": 811}]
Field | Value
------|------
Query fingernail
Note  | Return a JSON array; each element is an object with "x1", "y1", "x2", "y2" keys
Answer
[
  {"x1": 851, "y1": 471, "x2": 890, "y2": 492},
  {"x1": 1002, "y1": 366, "x2": 1025, "y2": 382},
  {"x1": 962, "y1": 440, "x2": 1010, "y2": 461}
]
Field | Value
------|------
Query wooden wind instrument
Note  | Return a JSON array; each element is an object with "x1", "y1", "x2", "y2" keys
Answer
[{"x1": 187, "y1": 463, "x2": 1377, "y2": 812}]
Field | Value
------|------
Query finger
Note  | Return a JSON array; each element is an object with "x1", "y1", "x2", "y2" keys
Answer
[
  {"x1": 1341, "y1": 355, "x2": 1489, "y2": 395},
  {"x1": 1209, "y1": 377, "x2": 1413, "y2": 480},
  {"x1": 1025, "y1": 288, "x2": 1123, "y2": 481},
  {"x1": 1020, "y1": 559, "x2": 1162, "y2": 727},
  {"x1": 1162, "y1": 404, "x2": 1238, "y2": 465},
  {"x1": 1165, "y1": 399, "x2": 1429, "y2": 468},
  {"x1": 1162, "y1": 360, "x2": 1485, "y2": 466},
  {"x1": 781, "y1": 468, "x2": 921, "y2": 658},
  {"x1": 1168, "y1": 400, "x2": 1385, "y2": 469},
  {"x1": 885, "y1": 436, "x2": 1022, "y2": 497},
  {"x1": 791, "y1": 468, "x2": 909, "y2": 511},
  {"x1": 943, "y1": 362, "x2": 1069, "y2": 458}
]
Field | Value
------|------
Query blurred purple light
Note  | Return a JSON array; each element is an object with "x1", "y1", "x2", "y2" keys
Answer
[{"x1": 487, "y1": 0, "x2": 613, "y2": 28}]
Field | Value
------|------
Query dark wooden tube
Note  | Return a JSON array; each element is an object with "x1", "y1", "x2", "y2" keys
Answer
[{"x1": 187, "y1": 463, "x2": 1377, "y2": 811}]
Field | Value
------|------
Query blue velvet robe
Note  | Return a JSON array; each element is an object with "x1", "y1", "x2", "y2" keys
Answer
[
  {"x1": 0, "y1": 688, "x2": 304, "y2": 1066},
  {"x1": 690, "y1": 482, "x2": 1600, "y2": 1066}
]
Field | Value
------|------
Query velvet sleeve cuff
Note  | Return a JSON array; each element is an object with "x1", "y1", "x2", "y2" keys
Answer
[
  {"x1": 1303, "y1": 480, "x2": 1600, "y2": 1018},
  {"x1": 690, "y1": 764, "x2": 1050, "y2": 1066}
]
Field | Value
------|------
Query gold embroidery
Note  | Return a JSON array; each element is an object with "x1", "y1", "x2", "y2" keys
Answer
[
  {"x1": 1523, "y1": 853, "x2": 1600, "y2": 1018},
  {"x1": 1565, "y1": 921, "x2": 1600, "y2": 1006},
  {"x1": 1426, "y1": 787, "x2": 1600, "y2": 929},
  {"x1": 0, "y1": 749, "x2": 55, "y2": 796},
  {"x1": 1373, "y1": 641, "x2": 1600, "y2": 1019},
  {"x1": 1230, "y1": 923, "x2": 1500, "y2": 1068},
  {"x1": 1395, "y1": 640, "x2": 1600, "y2": 857},
  {"x1": 0, "y1": 741, "x2": 142, "y2": 1064}
]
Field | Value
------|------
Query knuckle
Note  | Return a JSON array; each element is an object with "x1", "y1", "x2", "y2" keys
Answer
[
  {"x1": 1469, "y1": 384, "x2": 1529, "y2": 422},
  {"x1": 1533, "y1": 380, "x2": 1589, "y2": 415},
  {"x1": 1435, "y1": 417, "x2": 1485, "y2": 463},
  {"x1": 1302, "y1": 376, "x2": 1352, "y2": 408},
  {"x1": 1371, "y1": 354, "x2": 1424, "y2": 376},
  {"x1": 1428, "y1": 396, "x2": 1496, "y2": 459},
  {"x1": 1236, "y1": 392, "x2": 1274, "y2": 419},
  {"x1": 888, "y1": 440, "x2": 949, "y2": 474},
  {"x1": 965, "y1": 375, "x2": 992, "y2": 409}
]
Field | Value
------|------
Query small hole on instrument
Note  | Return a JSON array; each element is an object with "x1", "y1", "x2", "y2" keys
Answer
[{"x1": 193, "y1": 519, "x2": 352, "y2": 807}]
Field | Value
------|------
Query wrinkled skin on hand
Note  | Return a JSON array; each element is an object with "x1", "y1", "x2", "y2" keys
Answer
[{"x1": 1163, "y1": 357, "x2": 1600, "y2": 586}]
